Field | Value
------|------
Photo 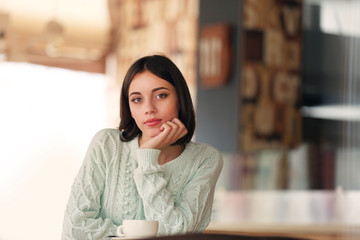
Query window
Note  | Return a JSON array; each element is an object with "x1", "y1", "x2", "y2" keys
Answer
[{"x1": 0, "y1": 62, "x2": 117, "y2": 239}]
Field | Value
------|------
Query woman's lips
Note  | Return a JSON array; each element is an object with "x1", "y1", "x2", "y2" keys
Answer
[{"x1": 144, "y1": 118, "x2": 162, "y2": 127}]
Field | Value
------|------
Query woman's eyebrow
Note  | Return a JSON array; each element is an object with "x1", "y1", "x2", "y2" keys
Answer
[
  {"x1": 152, "y1": 87, "x2": 170, "y2": 92},
  {"x1": 129, "y1": 87, "x2": 170, "y2": 97},
  {"x1": 129, "y1": 91, "x2": 141, "y2": 97}
]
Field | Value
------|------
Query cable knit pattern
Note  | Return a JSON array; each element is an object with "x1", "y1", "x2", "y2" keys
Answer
[{"x1": 62, "y1": 128, "x2": 223, "y2": 240}]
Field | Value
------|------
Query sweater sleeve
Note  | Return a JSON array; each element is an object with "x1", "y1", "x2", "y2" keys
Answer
[
  {"x1": 62, "y1": 130, "x2": 118, "y2": 240},
  {"x1": 133, "y1": 147, "x2": 223, "y2": 235}
]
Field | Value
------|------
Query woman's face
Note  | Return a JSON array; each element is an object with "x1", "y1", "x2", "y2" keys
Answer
[{"x1": 128, "y1": 70, "x2": 179, "y2": 143}]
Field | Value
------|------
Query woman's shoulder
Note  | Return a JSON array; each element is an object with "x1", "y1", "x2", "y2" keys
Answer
[
  {"x1": 189, "y1": 141, "x2": 220, "y2": 154},
  {"x1": 90, "y1": 128, "x2": 122, "y2": 148},
  {"x1": 94, "y1": 128, "x2": 121, "y2": 137},
  {"x1": 187, "y1": 141, "x2": 223, "y2": 164},
  {"x1": 185, "y1": 141, "x2": 223, "y2": 177}
]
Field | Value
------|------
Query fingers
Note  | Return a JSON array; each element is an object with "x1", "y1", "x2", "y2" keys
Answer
[
  {"x1": 171, "y1": 118, "x2": 188, "y2": 138},
  {"x1": 160, "y1": 121, "x2": 177, "y2": 143},
  {"x1": 140, "y1": 118, "x2": 188, "y2": 149},
  {"x1": 161, "y1": 118, "x2": 188, "y2": 144}
]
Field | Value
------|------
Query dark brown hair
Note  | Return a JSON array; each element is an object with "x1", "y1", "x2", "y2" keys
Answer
[{"x1": 119, "y1": 54, "x2": 195, "y2": 145}]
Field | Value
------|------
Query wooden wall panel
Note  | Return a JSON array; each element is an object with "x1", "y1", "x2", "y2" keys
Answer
[{"x1": 108, "y1": 0, "x2": 199, "y2": 92}]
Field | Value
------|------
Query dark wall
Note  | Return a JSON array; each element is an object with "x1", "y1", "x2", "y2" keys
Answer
[
  {"x1": 303, "y1": 30, "x2": 353, "y2": 106},
  {"x1": 195, "y1": 0, "x2": 241, "y2": 152},
  {"x1": 302, "y1": 4, "x2": 360, "y2": 146}
]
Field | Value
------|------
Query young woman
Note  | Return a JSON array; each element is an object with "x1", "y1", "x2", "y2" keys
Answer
[{"x1": 62, "y1": 55, "x2": 223, "y2": 239}]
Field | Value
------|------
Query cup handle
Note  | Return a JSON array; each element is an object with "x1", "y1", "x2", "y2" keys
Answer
[{"x1": 117, "y1": 225, "x2": 125, "y2": 237}]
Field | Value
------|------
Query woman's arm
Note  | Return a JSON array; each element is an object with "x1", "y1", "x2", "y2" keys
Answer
[
  {"x1": 133, "y1": 147, "x2": 223, "y2": 235},
  {"x1": 62, "y1": 129, "x2": 118, "y2": 240}
]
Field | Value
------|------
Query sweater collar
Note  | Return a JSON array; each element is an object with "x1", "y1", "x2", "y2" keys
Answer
[
  {"x1": 162, "y1": 142, "x2": 195, "y2": 170},
  {"x1": 127, "y1": 135, "x2": 195, "y2": 170}
]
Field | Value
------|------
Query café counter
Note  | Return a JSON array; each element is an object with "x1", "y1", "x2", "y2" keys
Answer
[{"x1": 204, "y1": 222, "x2": 360, "y2": 240}]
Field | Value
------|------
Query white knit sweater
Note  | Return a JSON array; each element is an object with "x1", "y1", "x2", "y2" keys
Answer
[{"x1": 62, "y1": 128, "x2": 223, "y2": 240}]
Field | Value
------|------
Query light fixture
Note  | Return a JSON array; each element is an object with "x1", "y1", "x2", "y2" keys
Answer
[
  {"x1": 0, "y1": 10, "x2": 9, "y2": 61},
  {"x1": 44, "y1": 19, "x2": 64, "y2": 57},
  {"x1": 42, "y1": 0, "x2": 65, "y2": 58}
]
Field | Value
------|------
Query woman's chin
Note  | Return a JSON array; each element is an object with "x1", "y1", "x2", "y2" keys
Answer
[{"x1": 144, "y1": 129, "x2": 161, "y2": 138}]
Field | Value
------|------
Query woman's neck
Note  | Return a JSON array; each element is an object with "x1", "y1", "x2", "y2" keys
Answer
[{"x1": 158, "y1": 144, "x2": 185, "y2": 165}]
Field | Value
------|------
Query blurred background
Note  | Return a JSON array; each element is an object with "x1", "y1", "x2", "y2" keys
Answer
[{"x1": 0, "y1": 0, "x2": 360, "y2": 239}]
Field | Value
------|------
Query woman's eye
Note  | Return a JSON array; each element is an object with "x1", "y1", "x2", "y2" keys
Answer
[
  {"x1": 156, "y1": 93, "x2": 168, "y2": 99},
  {"x1": 130, "y1": 97, "x2": 141, "y2": 103}
]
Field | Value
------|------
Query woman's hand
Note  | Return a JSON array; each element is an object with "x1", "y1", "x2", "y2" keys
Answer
[{"x1": 140, "y1": 118, "x2": 188, "y2": 149}]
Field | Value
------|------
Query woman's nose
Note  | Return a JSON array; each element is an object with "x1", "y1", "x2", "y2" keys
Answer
[{"x1": 144, "y1": 100, "x2": 156, "y2": 115}]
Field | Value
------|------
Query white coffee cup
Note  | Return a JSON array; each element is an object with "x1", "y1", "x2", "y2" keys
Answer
[{"x1": 117, "y1": 220, "x2": 159, "y2": 238}]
